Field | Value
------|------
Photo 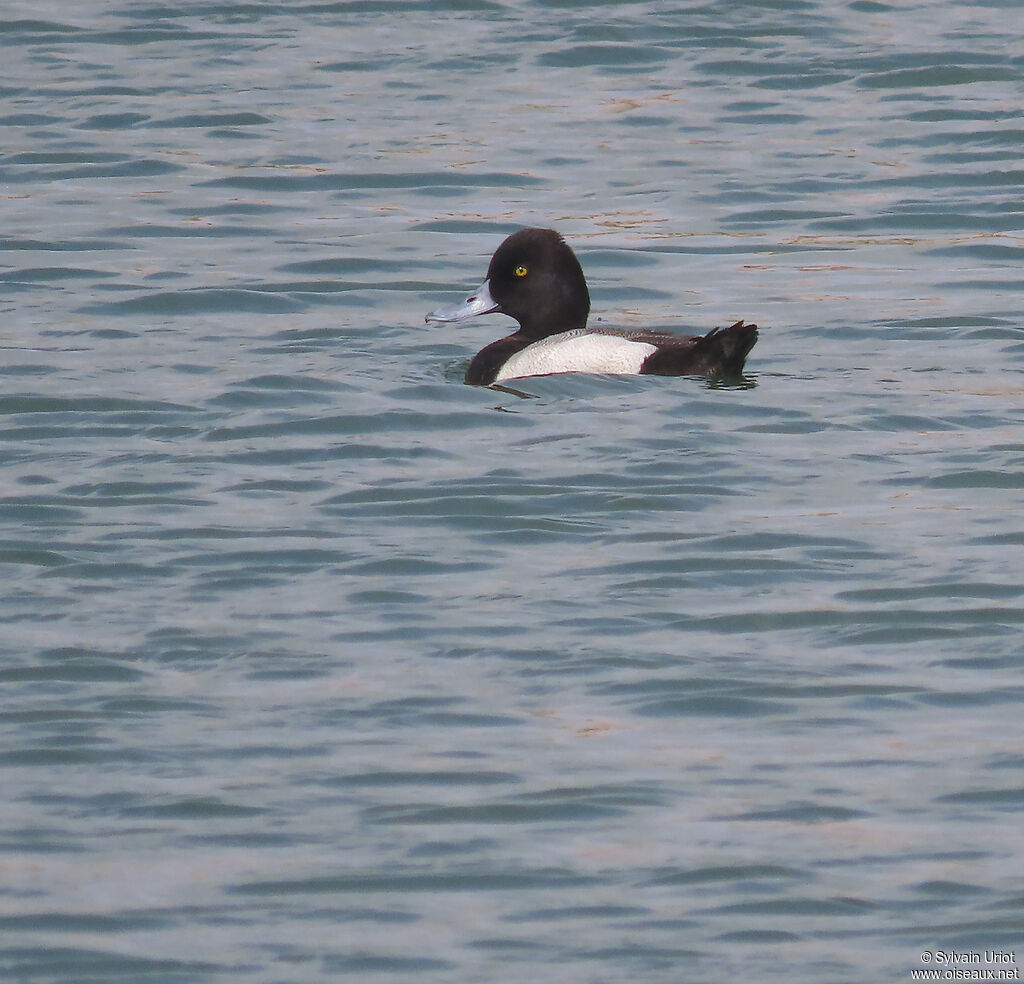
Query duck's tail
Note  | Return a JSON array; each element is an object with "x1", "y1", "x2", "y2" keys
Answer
[{"x1": 699, "y1": 320, "x2": 758, "y2": 375}]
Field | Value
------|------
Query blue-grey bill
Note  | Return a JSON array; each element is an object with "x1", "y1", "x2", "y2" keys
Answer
[{"x1": 425, "y1": 280, "x2": 498, "y2": 323}]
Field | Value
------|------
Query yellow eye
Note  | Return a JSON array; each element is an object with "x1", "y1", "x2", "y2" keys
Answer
[{"x1": 514, "y1": 265, "x2": 528, "y2": 278}]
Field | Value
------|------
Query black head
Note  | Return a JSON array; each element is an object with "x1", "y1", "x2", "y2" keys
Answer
[{"x1": 485, "y1": 228, "x2": 590, "y2": 339}]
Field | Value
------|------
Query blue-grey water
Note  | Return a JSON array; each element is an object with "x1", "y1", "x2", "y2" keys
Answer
[{"x1": 2, "y1": 2, "x2": 1023, "y2": 982}]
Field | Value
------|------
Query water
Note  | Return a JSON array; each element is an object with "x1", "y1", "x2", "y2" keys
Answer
[{"x1": 2, "y1": 2, "x2": 1023, "y2": 982}]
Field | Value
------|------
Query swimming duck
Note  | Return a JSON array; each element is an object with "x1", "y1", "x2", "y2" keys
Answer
[{"x1": 425, "y1": 228, "x2": 758, "y2": 386}]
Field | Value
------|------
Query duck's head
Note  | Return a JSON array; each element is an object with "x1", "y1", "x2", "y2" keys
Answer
[{"x1": 426, "y1": 228, "x2": 590, "y2": 339}]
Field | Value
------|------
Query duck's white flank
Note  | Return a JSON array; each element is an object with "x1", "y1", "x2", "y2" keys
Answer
[{"x1": 494, "y1": 330, "x2": 658, "y2": 382}]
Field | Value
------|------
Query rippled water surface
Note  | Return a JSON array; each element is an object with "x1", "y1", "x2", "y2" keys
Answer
[{"x1": 2, "y1": 2, "x2": 1023, "y2": 981}]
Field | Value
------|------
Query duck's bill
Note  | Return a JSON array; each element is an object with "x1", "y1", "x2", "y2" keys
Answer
[{"x1": 425, "y1": 280, "x2": 498, "y2": 323}]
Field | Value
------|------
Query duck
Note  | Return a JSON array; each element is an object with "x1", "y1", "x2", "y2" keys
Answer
[{"x1": 425, "y1": 228, "x2": 758, "y2": 386}]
